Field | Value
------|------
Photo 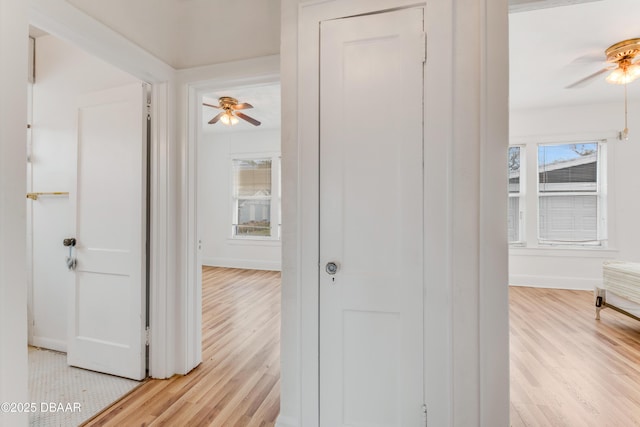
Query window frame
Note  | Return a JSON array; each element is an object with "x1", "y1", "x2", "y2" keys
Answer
[
  {"x1": 536, "y1": 140, "x2": 607, "y2": 247},
  {"x1": 229, "y1": 153, "x2": 281, "y2": 241}
]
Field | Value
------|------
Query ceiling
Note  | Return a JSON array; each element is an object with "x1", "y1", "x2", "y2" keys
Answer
[
  {"x1": 201, "y1": 83, "x2": 280, "y2": 134},
  {"x1": 62, "y1": 0, "x2": 640, "y2": 113},
  {"x1": 66, "y1": 0, "x2": 280, "y2": 69},
  {"x1": 510, "y1": 0, "x2": 640, "y2": 110}
]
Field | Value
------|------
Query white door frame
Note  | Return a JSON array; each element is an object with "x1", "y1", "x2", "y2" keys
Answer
[
  {"x1": 28, "y1": 0, "x2": 177, "y2": 379},
  {"x1": 0, "y1": 0, "x2": 30, "y2": 420},
  {"x1": 177, "y1": 55, "x2": 280, "y2": 374},
  {"x1": 280, "y1": 0, "x2": 510, "y2": 426},
  {"x1": 297, "y1": 3, "x2": 439, "y2": 425}
]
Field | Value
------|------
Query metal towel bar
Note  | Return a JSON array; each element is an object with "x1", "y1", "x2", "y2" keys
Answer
[{"x1": 26, "y1": 192, "x2": 69, "y2": 201}]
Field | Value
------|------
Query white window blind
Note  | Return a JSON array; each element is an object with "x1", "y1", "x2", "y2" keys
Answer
[{"x1": 537, "y1": 142, "x2": 604, "y2": 244}]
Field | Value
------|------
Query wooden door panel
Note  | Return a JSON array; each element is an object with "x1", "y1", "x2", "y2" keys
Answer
[
  {"x1": 68, "y1": 83, "x2": 147, "y2": 381},
  {"x1": 319, "y1": 8, "x2": 425, "y2": 426}
]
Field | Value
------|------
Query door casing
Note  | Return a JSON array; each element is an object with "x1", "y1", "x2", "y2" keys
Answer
[
  {"x1": 28, "y1": 0, "x2": 176, "y2": 379},
  {"x1": 295, "y1": 1, "x2": 450, "y2": 426}
]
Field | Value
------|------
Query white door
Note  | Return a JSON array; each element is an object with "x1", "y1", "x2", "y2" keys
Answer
[
  {"x1": 68, "y1": 83, "x2": 148, "y2": 381},
  {"x1": 319, "y1": 8, "x2": 425, "y2": 426}
]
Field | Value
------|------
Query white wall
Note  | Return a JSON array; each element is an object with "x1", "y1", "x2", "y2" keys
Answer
[
  {"x1": 0, "y1": 0, "x2": 29, "y2": 424},
  {"x1": 199, "y1": 128, "x2": 281, "y2": 271},
  {"x1": 509, "y1": 101, "x2": 640, "y2": 290},
  {"x1": 29, "y1": 34, "x2": 138, "y2": 351}
]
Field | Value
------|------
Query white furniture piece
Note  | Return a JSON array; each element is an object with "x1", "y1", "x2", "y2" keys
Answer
[{"x1": 596, "y1": 261, "x2": 640, "y2": 321}]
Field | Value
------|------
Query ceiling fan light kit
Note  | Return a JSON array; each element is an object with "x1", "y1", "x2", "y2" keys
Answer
[
  {"x1": 605, "y1": 61, "x2": 640, "y2": 85},
  {"x1": 220, "y1": 110, "x2": 239, "y2": 125},
  {"x1": 568, "y1": 38, "x2": 640, "y2": 141},
  {"x1": 604, "y1": 38, "x2": 640, "y2": 85},
  {"x1": 607, "y1": 39, "x2": 640, "y2": 141},
  {"x1": 203, "y1": 96, "x2": 262, "y2": 127}
]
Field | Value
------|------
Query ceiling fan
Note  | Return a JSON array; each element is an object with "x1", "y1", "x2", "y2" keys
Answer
[
  {"x1": 566, "y1": 38, "x2": 640, "y2": 89},
  {"x1": 203, "y1": 96, "x2": 261, "y2": 126},
  {"x1": 566, "y1": 38, "x2": 640, "y2": 141}
]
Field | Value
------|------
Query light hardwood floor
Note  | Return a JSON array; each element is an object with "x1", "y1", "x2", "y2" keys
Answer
[
  {"x1": 510, "y1": 286, "x2": 640, "y2": 426},
  {"x1": 85, "y1": 267, "x2": 281, "y2": 427},
  {"x1": 87, "y1": 272, "x2": 640, "y2": 426}
]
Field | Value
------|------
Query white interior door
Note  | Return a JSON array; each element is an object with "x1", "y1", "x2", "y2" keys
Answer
[
  {"x1": 68, "y1": 83, "x2": 148, "y2": 381},
  {"x1": 319, "y1": 8, "x2": 425, "y2": 426}
]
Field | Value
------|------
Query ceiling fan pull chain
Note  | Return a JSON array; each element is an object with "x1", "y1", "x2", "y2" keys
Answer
[
  {"x1": 624, "y1": 82, "x2": 629, "y2": 138},
  {"x1": 621, "y1": 83, "x2": 630, "y2": 141}
]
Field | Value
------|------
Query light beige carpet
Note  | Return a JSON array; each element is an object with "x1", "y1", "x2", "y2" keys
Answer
[{"x1": 28, "y1": 347, "x2": 141, "y2": 426}]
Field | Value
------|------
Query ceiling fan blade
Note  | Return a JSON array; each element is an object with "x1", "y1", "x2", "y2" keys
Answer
[
  {"x1": 232, "y1": 103, "x2": 253, "y2": 110},
  {"x1": 565, "y1": 67, "x2": 611, "y2": 89},
  {"x1": 208, "y1": 112, "x2": 225, "y2": 124},
  {"x1": 568, "y1": 53, "x2": 605, "y2": 65},
  {"x1": 203, "y1": 102, "x2": 221, "y2": 109},
  {"x1": 236, "y1": 112, "x2": 261, "y2": 126}
]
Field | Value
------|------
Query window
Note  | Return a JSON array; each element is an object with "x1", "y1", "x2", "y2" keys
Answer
[
  {"x1": 537, "y1": 142, "x2": 605, "y2": 245},
  {"x1": 508, "y1": 146, "x2": 524, "y2": 244},
  {"x1": 231, "y1": 157, "x2": 280, "y2": 239}
]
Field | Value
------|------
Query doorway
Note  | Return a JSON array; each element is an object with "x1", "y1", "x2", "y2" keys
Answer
[
  {"x1": 105, "y1": 77, "x2": 289, "y2": 424},
  {"x1": 27, "y1": 29, "x2": 146, "y2": 424},
  {"x1": 507, "y1": 1, "x2": 640, "y2": 425},
  {"x1": 197, "y1": 81, "x2": 282, "y2": 406}
]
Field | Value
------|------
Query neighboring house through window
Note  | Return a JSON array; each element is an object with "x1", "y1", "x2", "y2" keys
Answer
[{"x1": 538, "y1": 142, "x2": 605, "y2": 245}]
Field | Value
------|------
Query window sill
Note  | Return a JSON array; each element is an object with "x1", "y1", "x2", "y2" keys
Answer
[
  {"x1": 509, "y1": 246, "x2": 619, "y2": 258},
  {"x1": 227, "y1": 238, "x2": 281, "y2": 247}
]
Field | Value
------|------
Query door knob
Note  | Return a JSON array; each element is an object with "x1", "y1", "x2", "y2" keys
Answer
[
  {"x1": 325, "y1": 262, "x2": 339, "y2": 275},
  {"x1": 63, "y1": 238, "x2": 77, "y2": 270}
]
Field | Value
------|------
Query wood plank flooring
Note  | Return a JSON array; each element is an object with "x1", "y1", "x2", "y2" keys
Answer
[
  {"x1": 84, "y1": 267, "x2": 281, "y2": 427},
  {"x1": 86, "y1": 273, "x2": 640, "y2": 426},
  {"x1": 510, "y1": 286, "x2": 640, "y2": 427}
]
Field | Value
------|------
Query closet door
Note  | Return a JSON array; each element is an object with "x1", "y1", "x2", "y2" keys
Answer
[{"x1": 319, "y1": 8, "x2": 425, "y2": 426}]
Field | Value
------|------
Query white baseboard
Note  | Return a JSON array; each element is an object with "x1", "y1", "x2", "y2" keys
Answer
[
  {"x1": 509, "y1": 274, "x2": 599, "y2": 291},
  {"x1": 202, "y1": 257, "x2": 281, "y2": 271},
  {"x1": 275, "y1": 415, "x2": 298, "y2": 427},
  {"x1": 30, "y1": 336, "x2": 66, "y2": 353}
]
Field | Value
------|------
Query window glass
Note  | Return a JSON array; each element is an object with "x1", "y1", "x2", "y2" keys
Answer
[
  {"x1": 508, "y1": 146, "x2": 522, "y2": 243},
  {"x1": 236, "y1": 199, "x2": 271, "y2": 236},
  {"x1": 538, "y1": 143, "x2": 597, "y2": 192},
  {"x1": 508, "y1": 146, "x2": 521, "y2": 193},
  {"x1": 537, "y1": 142, "x2": 600, "y2": 244},
  {"x1": 232, "y1": 159, "x2": 272, "y2": 237}
]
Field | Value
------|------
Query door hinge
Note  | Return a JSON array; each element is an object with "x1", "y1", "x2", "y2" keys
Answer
[
  {"x1": 145, "y1": 326, "x2": 151, "y2": 346},
  {"x1": 422, "y1": 32, "x2": 427, "y2": 63},
  {"x1": 423, "y1": 404, "x2": 428, "y2": 427}
]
